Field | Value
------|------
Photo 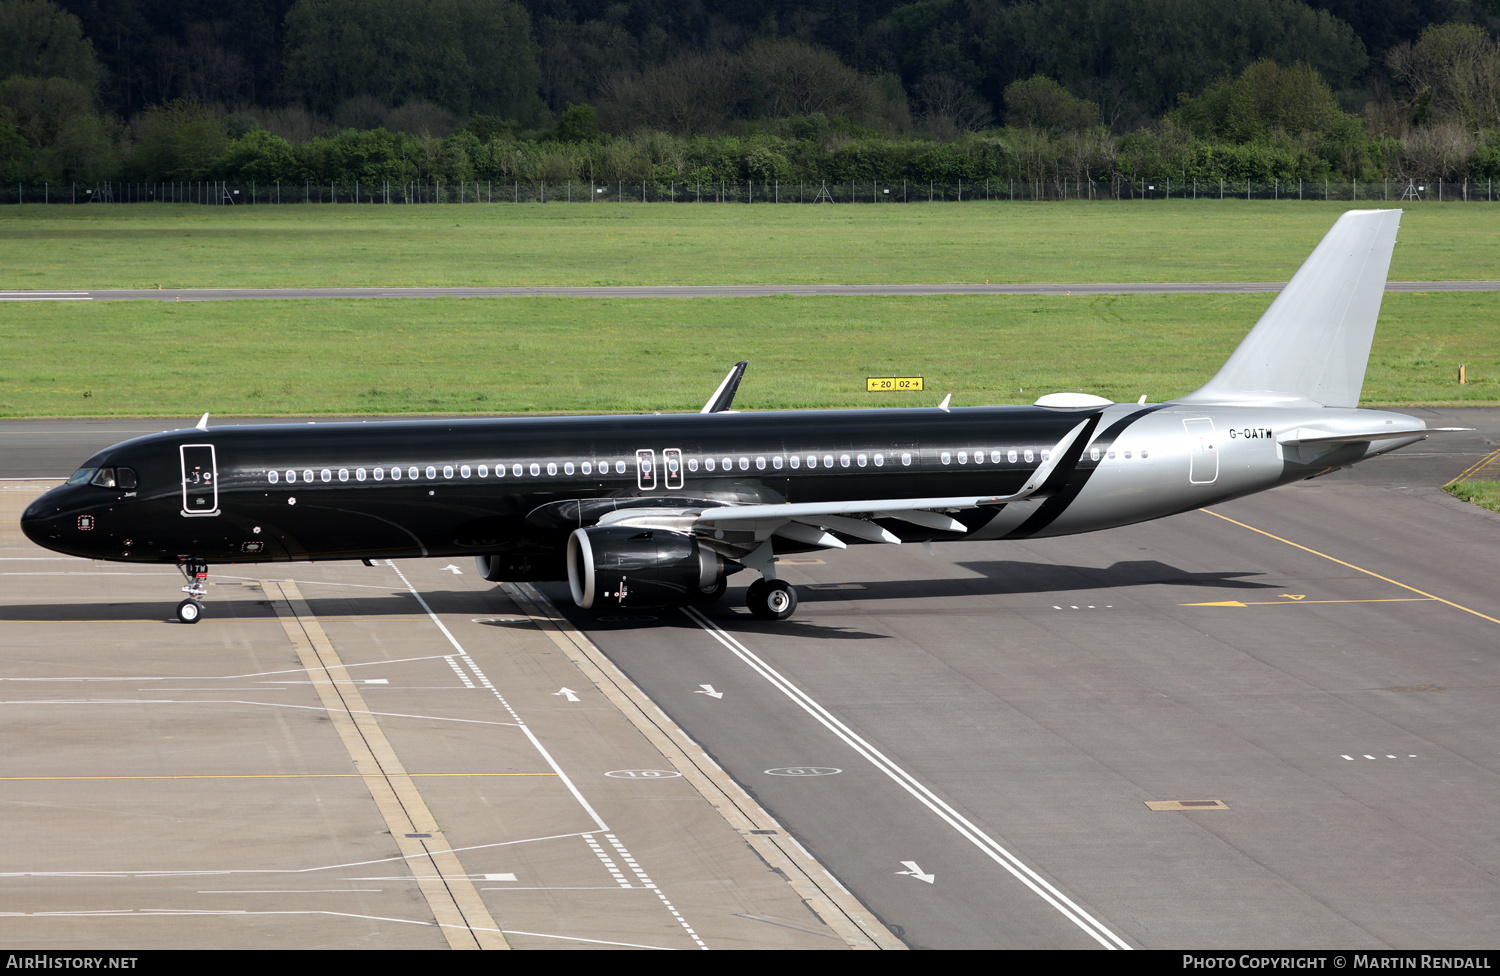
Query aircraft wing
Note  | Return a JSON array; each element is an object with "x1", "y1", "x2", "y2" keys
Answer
[
  {"x1": 687, "y1": 418, "x2": 1092, "y2": 549},
  {"x1": 701, "y1": 361, "x2": 749, "y2": 413}
]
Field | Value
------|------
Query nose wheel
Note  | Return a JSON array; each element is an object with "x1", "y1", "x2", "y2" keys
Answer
[
  {"x1": 176, "y1": 598, "x2": 203, "y2": 624},
  {"x1": 746, "y1": 578, "x2": 797, "y2": 620},
  {"x1": 176, "y1": 558, "x2": 208, "y2": 623}
]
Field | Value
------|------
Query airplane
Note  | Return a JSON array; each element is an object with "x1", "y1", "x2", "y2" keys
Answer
[{"x1": 22, "y1": 209, "x2": 1454, "y2": 625}]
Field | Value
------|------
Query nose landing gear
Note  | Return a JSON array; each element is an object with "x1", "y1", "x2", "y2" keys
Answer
[{"x1": 176, "y1": 558, "x2": 208, "y2": 623}]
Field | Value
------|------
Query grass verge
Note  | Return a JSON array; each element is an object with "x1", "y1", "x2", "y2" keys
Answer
[
  {"x1": 1444, "y1": 481, "x2": 1500, "y2": 514},
  {"x1": 2, "y1": 292, "x2": 1493, "y2": 417},
  {"x1": 1, "y1": 200, "x2": 1496, "y2": 290}
]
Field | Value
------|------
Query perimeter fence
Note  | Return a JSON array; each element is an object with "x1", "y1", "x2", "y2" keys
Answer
[{"x1": 4, "y1": 177, "x2": 1497, "y2": 205}]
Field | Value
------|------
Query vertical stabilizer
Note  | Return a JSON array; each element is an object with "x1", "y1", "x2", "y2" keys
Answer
[{"x1": 1179, "y1": 209, "x2": 1401, "y2": 408}]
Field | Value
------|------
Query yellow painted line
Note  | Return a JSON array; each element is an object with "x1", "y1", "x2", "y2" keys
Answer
[
  {"x1": 1447, "y1": 446, "x2": 1500, "y2": 485},
  {"x1": 0, "y1": 773, "x2": 555, "y2": 781},
  {"x1": 1202, "y1": 510, "x2": 1500, "y2": 627},
  {"x1": 267, "y1": 579, "x2": 509, "y2": 950},
  {"x1": 1182, "y1": 598, "x2": 1437, "y2": 608}
]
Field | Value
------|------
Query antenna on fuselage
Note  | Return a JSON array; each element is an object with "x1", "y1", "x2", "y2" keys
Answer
[
  {"x1": 937, "y1": 394, "x2": 951, "y2": 412},
  {"x1": 195, "y1": 412, "x2": 210, "y2": 430}
]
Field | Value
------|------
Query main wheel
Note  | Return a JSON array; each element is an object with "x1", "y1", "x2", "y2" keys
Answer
[
  {"x1": 747, "y1": 579, "x2": 797, "y2": 620},
  {"x1": 177, "y1": 598, "x2": 203, "y2": 624}
]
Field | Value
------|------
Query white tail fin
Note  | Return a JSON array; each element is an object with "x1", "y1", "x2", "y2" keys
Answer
[{"x1": 1180, "y1": 209, "x2": 1401, "y2": 408}]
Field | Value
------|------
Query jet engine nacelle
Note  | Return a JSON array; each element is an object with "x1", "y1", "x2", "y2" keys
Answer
[{"x1": 567, "y1": 525, "x2": 725, "y2": 610}]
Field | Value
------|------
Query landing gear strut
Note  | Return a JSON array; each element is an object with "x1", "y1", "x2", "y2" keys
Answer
[
  {"x1": 746, "y1": 578, "x2": 797, "y2": 620},
  {"x1": 176, "y1": 558, "x2": 207, "y2": 624}
]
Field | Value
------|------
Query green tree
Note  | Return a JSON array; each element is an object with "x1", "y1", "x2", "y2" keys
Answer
[
  {"x1": 125, "y1": 98, "x2": 228, "y2": 179},
  {"x1": 1003, "y1": 76, "x2": 1100, "y2": 132},
  {"x1": 1174, "y1": 61, "x2": 1347, "y2": 142},
  {"x1": 1387, "y1": 23, "x2": 1500, "y2": 131},
  {"x1": 283, "y1": 0, "x2": 543, "y2": 121},
  {"x1": 553, "y1": 103, "x2": 602, "y2": 142},
  {"x1": 0, "y1": 0, "x2": 98, "y2": 89}
]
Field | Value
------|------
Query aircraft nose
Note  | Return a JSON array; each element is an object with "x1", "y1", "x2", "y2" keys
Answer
[{"x1": 21, "y1": 489, "x2": 69, "y2": 550}]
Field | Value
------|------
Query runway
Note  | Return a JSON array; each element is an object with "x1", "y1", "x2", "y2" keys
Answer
[
  {"x1": 1, "y1": 281, "x2": 1498, "y2": 302},
  {"x1": 4, "y1": 409, "x2": 1498, "y2": 948}
]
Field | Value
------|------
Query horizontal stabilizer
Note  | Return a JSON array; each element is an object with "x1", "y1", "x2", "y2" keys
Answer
[
  {"x1": 1181, "y1": 210, "x2": 1401, "y2": 408},
  {"x1": 1278, "y1": 425, "x2": 1468, "y2": 447}
]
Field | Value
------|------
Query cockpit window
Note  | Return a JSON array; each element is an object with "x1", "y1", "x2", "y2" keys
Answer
[
  {"x1": 67, "y1": 468, "x2": 97, "y2": 485},
  {"x1": 85, "y1": 467, "x2": 135, "y2": 489}
]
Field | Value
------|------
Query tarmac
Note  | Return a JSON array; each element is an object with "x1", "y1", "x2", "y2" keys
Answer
[{"x1": 2, "y1": 407, "x2": 1498, "y2": 948}]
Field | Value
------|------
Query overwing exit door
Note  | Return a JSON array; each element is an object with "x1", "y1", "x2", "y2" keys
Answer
[{"x1": 180, "y1": 444, "x2": 220, "y2": 516}]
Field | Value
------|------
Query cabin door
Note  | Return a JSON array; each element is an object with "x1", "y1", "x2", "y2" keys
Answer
[
  {"x1": 634, "y1": 449, "x2": 657, "y2": 490},
  {"x1": 180, "y1": 444, "x2": 220, "y2": 516},
  {"x1": 1183, "y1": 418, "x2": 1219, "y2": 485},
  {"x1": 662, "y1": 448, "x2": 685, "y2": 489}
]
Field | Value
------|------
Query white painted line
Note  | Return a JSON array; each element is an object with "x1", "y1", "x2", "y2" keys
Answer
[
  {"x1": 501, "y1": 929, "x2": 678, "y2": 950},
  {"x1": 385, "y1": 560, "x2": 607, "y2": 831},
  {"x1": 385, "y1": 561, "x2": 708, "y2": 949},
  {"x1": 681, "y1": 605, "x2": 1131, "y2": 950}
]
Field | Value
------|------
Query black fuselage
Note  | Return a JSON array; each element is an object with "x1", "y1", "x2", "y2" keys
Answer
[{"x1": 21, "y1": 407, "x2": 1095, "y2": 572}]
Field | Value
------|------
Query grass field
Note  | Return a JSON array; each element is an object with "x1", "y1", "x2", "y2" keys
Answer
[
  {"x1": 2, "y1": 291, "x2": 1493, "y2": 417},
  {"x1": 1, "y1": 200, "x2": 1497, "y2": 290}
]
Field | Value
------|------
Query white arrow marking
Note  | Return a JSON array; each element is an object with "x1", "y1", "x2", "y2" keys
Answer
[
  {"x1": 441, "y1": 564, "x2": 463, "y2": 574},
  {"x1": 695, "y1": 684, "x2": 724, "y2": 699},
  {"x1": 896, "y1": 861, "x2": 935, "y2": 884},
  {"x1": 554, "y1": 687, "x2": 580, "y2": 702}
]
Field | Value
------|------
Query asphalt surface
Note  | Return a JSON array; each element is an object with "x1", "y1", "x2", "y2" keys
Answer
[
  {"x1": 533, "y1": 407, "x2": 1500, "y2": 948},
  {"x1": 1, "y1": 281, "x2": 1498, "y2": 302},
  {"x1": 4, "y1": 409, "x2": 1498, "y2": 948}
]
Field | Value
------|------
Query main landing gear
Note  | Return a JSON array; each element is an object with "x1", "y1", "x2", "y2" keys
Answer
[
  {"x1": 176, "y1": 558, "x2": 208, "y2": 624},
  {"x1": 746, "y1": 578, "x2": 797, "y2": 620}
]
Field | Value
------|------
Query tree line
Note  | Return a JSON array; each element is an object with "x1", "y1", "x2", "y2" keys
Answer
[{"x1": 3, "y1": 0, "x2": 1500, "y2": 187}]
